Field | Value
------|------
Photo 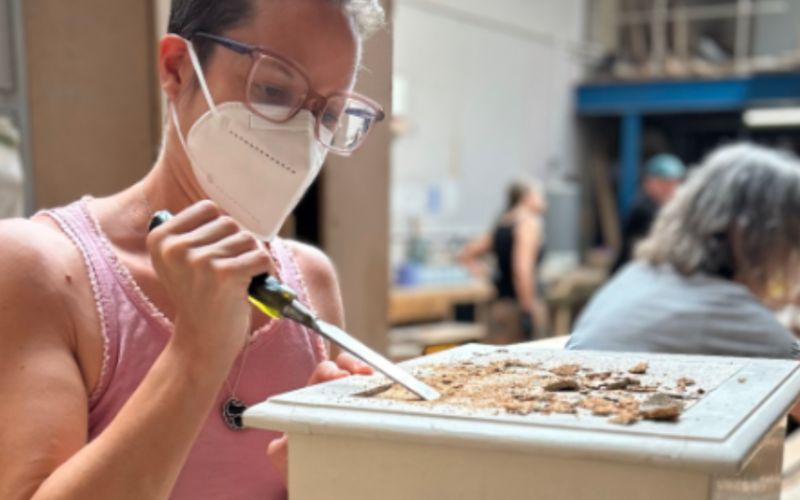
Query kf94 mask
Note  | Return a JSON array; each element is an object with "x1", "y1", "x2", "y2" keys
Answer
[{"x1": 172, "y1": 40, "x2": 327, "y2": 241}]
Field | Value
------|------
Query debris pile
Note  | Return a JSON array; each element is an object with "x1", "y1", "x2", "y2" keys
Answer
[{"x1": 372, "y1": 358, "x2": 707, "y2": 426}]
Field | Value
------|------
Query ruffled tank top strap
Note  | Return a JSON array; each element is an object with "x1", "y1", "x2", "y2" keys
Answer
[
  {"x1": 37, "y1": 198, "x2": 120, "y2": 408},
  {"x1": 269, "y1": 238, "x2": 328, "y2": 362}
]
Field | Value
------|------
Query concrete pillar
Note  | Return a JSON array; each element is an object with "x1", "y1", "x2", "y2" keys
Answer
[{"x1": 323, "y1": 0, "x2": 393, "y2": 353}]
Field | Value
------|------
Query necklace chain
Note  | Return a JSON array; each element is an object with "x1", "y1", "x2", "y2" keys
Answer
[
  {"x1": 139, "y1": 180, "x2": 263, "y2": 429},
  {"x1": 222, "y1": 335, "x2": 254, "y2": 430},
  {"x1": 225, "y1": 338, "x2": 252, "y2": 398}
]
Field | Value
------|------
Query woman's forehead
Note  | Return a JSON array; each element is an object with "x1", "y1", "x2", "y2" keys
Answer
[{"x1": 226, "y1": 0, "x2": 359, "y2": 92}]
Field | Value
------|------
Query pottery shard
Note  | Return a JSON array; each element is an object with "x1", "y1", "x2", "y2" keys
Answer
[
  {"x1": 628, "y1": 362, "x2": 649, "y2": 374},
  {"x1": 603, "y1": 377, "x2": 641, "y2": 390},
  {"x1": 643, "y1": 393, "x2": 683, "y2": 407},
  {"x1": 676, "y1": 377, "x2": 695, "y2": 391},
  {"x1": 641, "y1": 405, "x2": 681, "y2": 420},
  {"x1": 550, "y1": 400, "x2": 577, "y2": 414},
  {"x1": 582, "y1": 380, "x2": 604, "y2": 390},
  {"x1": 551, "y1": 364, "x2": 581, "y2": 377},
  {"x1": 504, "y1": 401, "x2": 541, "y2": 416},
  {"x1": 609, "y1": 411, "x2": 639, "y2": 426},
  {"x1": 640, "y1": 393, "x2": 684, "y2": 421},
  {"x1": 628, "y1": 385, "x2": 659, "y2": 393},
  {"x1": 543, "y1": 377, "x2": 581, "y2": 392},
  {"x1": 618, "y1": 398, "x2": 640, "y2": 413},
  {"x1": 511, "y1": 390, "x2": 539, "y2": 402},
  {"x1": 580, "y1": 397, "x2": 619, "y2": 416}
]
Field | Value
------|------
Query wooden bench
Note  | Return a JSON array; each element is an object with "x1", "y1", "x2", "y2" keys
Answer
[
  {"x1": 389, "y1": 282, "x2": 495, "y2": 325},
  {"x1": 388, "y1": 322, "x2": 487, "y2": 362}
]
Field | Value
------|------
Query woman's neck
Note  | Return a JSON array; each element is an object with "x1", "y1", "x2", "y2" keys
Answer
[
  {"x1": 93, "y1": 137, "x2": 205, "y2": 256},
  {"x1": 141, "y1": 151, "x2": 202, "y2": 216}
]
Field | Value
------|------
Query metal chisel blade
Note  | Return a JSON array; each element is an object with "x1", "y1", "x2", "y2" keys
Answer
[{"x1": 311, "y1": 320, "x2": 441, "y2": 401}]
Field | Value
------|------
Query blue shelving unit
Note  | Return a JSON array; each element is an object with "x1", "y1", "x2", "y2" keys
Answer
[{"x1": 577, "y1": 73, "x2": 800, "y2": 217}]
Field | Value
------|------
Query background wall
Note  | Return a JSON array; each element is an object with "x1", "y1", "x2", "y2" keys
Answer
[
  {"x1": 24, "y1": 0, "x2": 159, "y2": 209},
  {"x1": 391, "y1": 0, "x2": 587, "y2": 244},
  {"x1": 753, "y1": 0, "x2": 800, "y2": 58},
  {"x1": 0, "y1": 0, "x2": 31, "y2": 215},
  {"x1": 0, "y1": 1, "x2": 12, "y2": 93}
]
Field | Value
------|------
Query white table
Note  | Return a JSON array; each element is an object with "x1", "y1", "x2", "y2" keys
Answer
[{"x1": 246, "y1": 344, "x2": 800, "y2": 500}]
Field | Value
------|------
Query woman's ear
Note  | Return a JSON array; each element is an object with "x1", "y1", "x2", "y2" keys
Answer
[{"x1": 160, "y1": 34, "x2": 192, "y2": 103}]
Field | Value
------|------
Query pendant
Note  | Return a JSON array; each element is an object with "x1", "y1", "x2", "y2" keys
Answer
[{"x1": 222, "y1": 397, "x2": 248, "y2": 431}]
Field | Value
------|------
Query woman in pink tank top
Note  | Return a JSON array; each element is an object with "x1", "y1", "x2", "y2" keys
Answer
[{"x1": 0, "y1": 1, "x2": 386, "y2": 499}]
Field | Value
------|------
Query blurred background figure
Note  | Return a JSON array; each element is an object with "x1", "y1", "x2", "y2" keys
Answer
[
  {"x1": 0, "y1": 117, "x2": 24, "y2": 219},
  {"x1": 611, "y1": 153, "x2": 686, "y2": 274},
  {"x1": 568, "y1": 143, "x2": 800, "y2": 360},
  {"x1": 459, "y1": 181, "x2": 548, "y2": 343}
]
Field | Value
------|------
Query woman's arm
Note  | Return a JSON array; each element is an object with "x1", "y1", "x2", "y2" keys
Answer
[
  {"x1": 512, "y1": 218, "x2": 547, "y2": 333},
  {"x1": 31, "y1": 332, "x2": 231, "y2": 500},
  {"x1": 511, "y1": 217, "x2": 541, "y2": 312},
  {"x1": 0, "y1": 221, "x2": 92, "y2": 500},
  {"x1": 1, "y1": 221, "x2": 217, "y2": 500},
  {"x1": 458, "y1": 233, "x2": 493, "y2": 281},
  {"x1": 1, "y1": 202, "x2": 273, "y2": 500}
]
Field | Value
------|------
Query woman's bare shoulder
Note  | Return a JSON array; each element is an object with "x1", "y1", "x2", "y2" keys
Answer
[
  {"x1": 0, "y1": 217, "x2": 86, "y2": 321},
  {"x1": 0, "y1": 219, "x2": 93, "y2": 494},
  {"x1": 0, "y1": 216, "x2": 83, "y2": 274},
  {"x1": 513, "y1": 214, "x2": 542, "y2": 234}
]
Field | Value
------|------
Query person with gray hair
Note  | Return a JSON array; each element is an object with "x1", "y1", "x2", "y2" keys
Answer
[{"x1": 568, "y1": 143, "x2": 800, "y2": 360}]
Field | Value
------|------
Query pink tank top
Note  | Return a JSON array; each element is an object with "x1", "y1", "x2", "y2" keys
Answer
[{"x1": 42, "y1": 198, "x2": 327, "y2": 500}]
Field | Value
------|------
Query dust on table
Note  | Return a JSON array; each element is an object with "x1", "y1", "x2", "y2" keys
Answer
[{"x1": 366, "y1": 351, "x2": 723, "y2": 426}]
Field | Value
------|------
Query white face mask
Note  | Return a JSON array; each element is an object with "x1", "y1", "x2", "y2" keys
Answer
[{"x1": 171, "y1": 40, "x2": 327, "y2": 241}]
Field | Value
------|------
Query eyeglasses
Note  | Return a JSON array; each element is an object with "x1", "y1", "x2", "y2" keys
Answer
[{"x1": 192, "y1": 32, "x2": 386, "y2": 155}]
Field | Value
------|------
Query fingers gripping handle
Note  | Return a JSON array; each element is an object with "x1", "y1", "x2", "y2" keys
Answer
[
  {"x1": 148, "y1": 210, "x2": 174, "y2": 232},
  {"x1": 147, "y1": 212, "x2": 441, "y2": 401},
  {"x1": 147, "y1": 211, "x2": 305, "y2": 322}
]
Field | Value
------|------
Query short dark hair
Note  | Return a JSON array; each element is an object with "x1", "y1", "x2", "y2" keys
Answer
[
  {"x1": 168, "y1": 0, "x2": 254, "y2": 65},
  {"x1": 507, "y1": 181, "x2": 529, "y2": 210},
  {"x1": 168, "y1": 0, "x2": 386, "y2": 66}
]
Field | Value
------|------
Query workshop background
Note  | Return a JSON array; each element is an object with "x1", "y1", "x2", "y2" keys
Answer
[{"x1": 5, "y1": 5, "x2": 800, "y2": 488}]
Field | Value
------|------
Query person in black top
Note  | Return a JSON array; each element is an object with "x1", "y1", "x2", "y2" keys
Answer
[
  {"x1": 612, "y1": 154, "x2": 686, "y2": 274},
  {"x1": 460, "y1": 181, "x2": 547, "y2": 342}
]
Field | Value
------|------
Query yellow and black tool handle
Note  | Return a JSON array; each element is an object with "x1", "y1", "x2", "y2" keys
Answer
[{"x1": 148, "y1": 210, "x2": 302, "y2": 322}]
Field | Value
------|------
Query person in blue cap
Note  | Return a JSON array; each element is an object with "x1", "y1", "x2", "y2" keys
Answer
[{"x1": 611, "y1": 153, "x2": 686, "y2": 274}]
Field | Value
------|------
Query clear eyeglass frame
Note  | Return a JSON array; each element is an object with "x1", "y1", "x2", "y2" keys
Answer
[{"x1": 192, "y1": 31, "x2": 386, "y2": 155}]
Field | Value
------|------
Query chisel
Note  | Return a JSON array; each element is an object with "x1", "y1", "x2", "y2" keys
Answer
[{"x1": 149, "y1": 211, "x2": 440, "y2": 401}]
